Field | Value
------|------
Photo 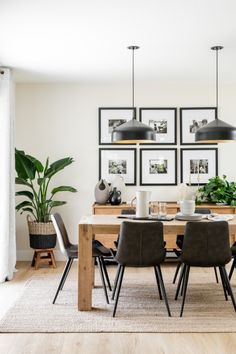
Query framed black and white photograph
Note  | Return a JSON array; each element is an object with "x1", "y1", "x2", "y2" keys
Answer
[
  {"x1": 140, "y1": 108, "x2": 177, "y2": 144},
  {"x1": 180, "y1": 107, "x2": 217, "y2": 145},
  {"x1": 99, "y1": 148, "x2": 136, "y2": 185},
  {"x1": 98, "y1": 107, "x2": 136, "y2": 144},
  {"x1": 140, "y1": 149, "x2": 177, "y2": 185},
  {"x1": 180, "y1": 148, "x2": 218, "y2": 185}
]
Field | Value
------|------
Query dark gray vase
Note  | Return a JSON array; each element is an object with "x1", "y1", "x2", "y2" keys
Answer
[{"x1": 94, "y1": 179, "x2": 110, "y2": 204}]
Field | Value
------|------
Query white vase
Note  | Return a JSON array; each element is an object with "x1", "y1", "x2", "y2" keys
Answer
[
  {"x1": 111, "y1": 175, "x2": 126, "y2": 202},
  {"x1": 94, "y1": 179, "x2": 110, "y2": 204}
]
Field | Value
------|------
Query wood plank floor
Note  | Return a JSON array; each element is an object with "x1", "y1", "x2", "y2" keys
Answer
[{"x1": 0, "y1": 262, "x2": 236, "y2": 354}]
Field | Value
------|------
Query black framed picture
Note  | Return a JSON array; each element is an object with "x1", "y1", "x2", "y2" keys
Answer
[
  {"x1": 180, "y1": 148, "x2": 218, "y2": 185},
  {"x1": 180, "y1": 107, "x2": 217, "y2": 145},
  {"x1": 140, "y1": 148, "x2": 177, "y2": 186},
  {"x1": 98, "y1": 107, "x2": 136, "y2": 145},
  {"x1": 140, "y1": 107, "x2": 177, "y2": 144},
  {"x1": 99, "y1": 148, "x2": 136, "y2": 185}
]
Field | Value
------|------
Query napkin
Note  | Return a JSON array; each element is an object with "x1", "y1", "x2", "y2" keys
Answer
[{"x1": 207, "y1": 214, "x2": 234, "y2": 222}]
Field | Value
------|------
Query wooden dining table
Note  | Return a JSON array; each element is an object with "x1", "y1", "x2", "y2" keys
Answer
[{"x1": 78, "y1": 214, "x2": 236, "y2": 311}]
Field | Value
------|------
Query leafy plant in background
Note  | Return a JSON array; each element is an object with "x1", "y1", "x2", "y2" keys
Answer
[
  {"x1": 196, "y1": 175, "x2": 236, "y2": 206},
  {"x1": 15, "y1": 149, "x2": 77, "y2": 222}
]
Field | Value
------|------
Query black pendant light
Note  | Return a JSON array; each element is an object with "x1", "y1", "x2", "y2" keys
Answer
[
  {"x1": 195, "y1": 46, "x2": 236, "y2": 143},
  {"x1": 112, "y1": 46, "x2": 155, "y2": 144}
]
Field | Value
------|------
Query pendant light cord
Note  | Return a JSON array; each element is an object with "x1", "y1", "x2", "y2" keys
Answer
[
  {"x1": 216, "y1": 48, "x2": 218, "y2": 111},
  {"x1": 132, "y1": 47, "x2": 134, "y2": 109}
]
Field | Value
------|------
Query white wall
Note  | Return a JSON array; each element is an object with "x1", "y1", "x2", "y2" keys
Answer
[{"x1": 15, "y1": 81, "x2": 236, "y2": 260}]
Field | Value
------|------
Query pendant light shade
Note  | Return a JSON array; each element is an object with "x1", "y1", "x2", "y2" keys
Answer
[
  {"x1": 195, "y1": 46, "x2": 236, "y2": 143},
  {"x1": 112, "y1": 46, "x2": 155, "y2": 144}
]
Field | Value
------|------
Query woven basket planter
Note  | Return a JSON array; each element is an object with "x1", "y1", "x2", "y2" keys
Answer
[{"x1": 27, "y1": 216, "x2": 57, "y2": 249}]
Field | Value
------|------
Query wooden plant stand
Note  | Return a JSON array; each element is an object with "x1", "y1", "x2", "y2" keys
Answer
[{"x1": 31, "y1": 248, "x2": 57, "y2": 270}]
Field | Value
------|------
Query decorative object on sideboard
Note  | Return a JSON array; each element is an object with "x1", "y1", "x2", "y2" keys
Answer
[
  {"x1": 109, "y1": 187, "x2": 122, "y2": 205},
  {"x1": 94, "y1": 179, "x2": 110, "y2": 204},
  {"x1": 112, "y1": 46, "x2": 155, "y2": 144},
  {"x1": 15, "y1": 149, "x2": 77, "y2": 251},
  {"x1": 111, "y1": 175, "x2": 126, "y2": 202},
  {"x1": 195, "y1": 46, "x2": 236, "y2": 143},
  {"x1": 196, "y1": 175, "x2": 236, "y2": 206}
]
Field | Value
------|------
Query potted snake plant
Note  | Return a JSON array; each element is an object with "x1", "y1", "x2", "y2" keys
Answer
[{"x1": 15, "y1": 149, "x2": 77, "y2": 249}]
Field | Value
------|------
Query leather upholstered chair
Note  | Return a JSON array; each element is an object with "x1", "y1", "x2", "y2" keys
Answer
[
  {"x1": 112, "y1": 221, "x2": 171, "y2": 317},
  {"x1": 175, "y1": 221, "x2": 236, "y2": 317},
  {"x1": 51, "y1": 213, "x2": 112, "y2": 304}
]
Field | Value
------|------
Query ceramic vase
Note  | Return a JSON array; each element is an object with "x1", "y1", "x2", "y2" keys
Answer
[
  {"x1": 111, "y1": 175, "x2": 126, "y2": 202},
  {"x1": 94, "y1": 179, "x2": 110, "y2": 204}
]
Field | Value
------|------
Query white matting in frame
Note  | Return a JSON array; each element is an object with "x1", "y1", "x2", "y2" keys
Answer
[
  {"x1": 181, "y1": 148, "x2": 218, "y2": 185},
  {"x1": 140, "y1": 149, "x2": 177, "y2": 186},
  {"x1": 140, "y1": 108, "x2": 177, "y2": 144},
  {"x1": 99, "y1": 107, "x2": 136, "y2": 144},
  {"x1": 99, "y1": 148, "x2": 136, "y2": 185}
]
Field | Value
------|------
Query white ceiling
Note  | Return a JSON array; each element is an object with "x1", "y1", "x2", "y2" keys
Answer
[{"x1": 1, "y1": 0, "x2": 236, "y2": 83}]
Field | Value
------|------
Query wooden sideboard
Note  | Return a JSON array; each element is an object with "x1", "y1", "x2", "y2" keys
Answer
[{"x1": 92, "y1": 202, "x2": 236, "y2": 249}]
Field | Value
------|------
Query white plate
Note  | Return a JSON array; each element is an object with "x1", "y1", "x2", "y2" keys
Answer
[{"x1": 175, "y1": 213, "x2": 203, "y2": 221}]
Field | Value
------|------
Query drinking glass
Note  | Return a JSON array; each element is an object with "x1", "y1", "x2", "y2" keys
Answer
[
  {"x1": 150, "y1": 201, "x2": 159, "y2": 216},
  {"x1": 158, "y1": 202, "x2": 167, "y2": 219}
]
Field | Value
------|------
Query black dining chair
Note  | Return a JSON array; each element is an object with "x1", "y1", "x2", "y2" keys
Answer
[
  {"x1": 173, "y1": 208, "x2": 219, "y2": 284},
  {"x1": 229, "y1": 242, "x2": 236, "y2": 280},
  {"x1": 112, "y1": 221, "x2": 171, "y2": 317},
  {"x1": 51, "y1": 213, "x2": 112, "y2": 304},
  {"x1": 175, "y1": 221, "x2": 236, "y2": 317}
]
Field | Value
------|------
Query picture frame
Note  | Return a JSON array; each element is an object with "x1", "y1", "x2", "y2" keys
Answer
[
  {"x1": 180, "y1": 107, "x2": 217, "y2": 145},
  {"x1": 98, "y1": 107, "x2": 136, "y2": 145},
  {"x1": 140, "y1": 148, "x2": 177, "y2": 186},
  {"x1": 139, "y1": 107, "x2": 177, "y2": 145},
  {"x1": 99, "y1": 148, "x2": 137, "y2": 185},
  {"x1": 180, "y1": 148, "x2": 218, "y2": 185}
]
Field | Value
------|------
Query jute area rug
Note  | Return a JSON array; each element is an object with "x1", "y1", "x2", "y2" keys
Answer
[{"x1": 0, "y1": 266, "x2": 236, "y2": 333}]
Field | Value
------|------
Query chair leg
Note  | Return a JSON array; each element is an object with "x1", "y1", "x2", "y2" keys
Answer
[
  {"x1": 156, "y1": 266, "x2": 171, "y2": 317},
  {"x1": 221, "y1": 266, "x2": 236, "y2": 312},
  {"x1": 100, "y1": 256, "x2": 112, "y2": 291},
  {"x1": 214, "y1": 267, "x2": 219, "y2": 283},
  {"x1": 154, "y1": 266, "x2": 162, "y2": 300},
  {"x1": 173, "y1": 262, "x2": 182, "y2": 284},
  {"x1": 113, "y1": 266, "x2": 125, "y2": 317},
  {"x1": 60, "y1": 259, "x2": 73, "y2": 290},
  {"x1": 180, "y1": 265, "x2": 190, "y2": 317},
  {"x1": 175, "y1": 264, "x2": 186, "y2": 300},
  {"x1": 229, "y1": 257, "x2": 236, "y2": 280},
  {"x1": 111, "y1": 264, "x2": 121, "y2": 300},
  {"x1": 97, "y1": 257, "x2": 109, "y2": 304},
  {"x1": 52, "y1": 258, "x2": 72, "y2": 304},
  {"x1": 219, "y1": 266, "x2": 228, "y2": 301}
]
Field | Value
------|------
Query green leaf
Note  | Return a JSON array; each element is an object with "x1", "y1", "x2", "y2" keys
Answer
[
  {"x1": 15, "y1": 177, "x2": 31, "y2": 187},
  {"x1": 15, "y1": 191, "x2": 34, "y2": 200},
  {"x1": 15, "y1": 201, "x2": 33, "y2": 212},
  {"x1": 20, "y1": 207, "x2": 34, "y2": 215},
  {"x1": 49, "y1": 200, "x2": 67, "y2": 208},
  {"x1": 37, "y1": 178, "x2": 44, "y2": 186},
  {"x1": 26, "y1": 155, "x2": 44, "y2": 173},
  {"x1": 45, "y1": 157, "x2": 74, "y2": 178},
  {"x1": 15, "y1": 149, "x2": 36, "y2": 180},
  {"x1": 51, "y1": 186, "x2": 77, "y2": 195}
]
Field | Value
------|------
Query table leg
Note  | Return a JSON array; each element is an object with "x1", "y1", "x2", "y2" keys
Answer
[{"x1": 78, "y1": 223, "x2": 93, "y2": 310}]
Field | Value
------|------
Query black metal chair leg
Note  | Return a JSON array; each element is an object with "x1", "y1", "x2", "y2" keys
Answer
[
  {"x1": 221, "y1": 266, "x2": 236, "y2": 312},
  {"x1": 219, "y1": 266, "x2": 228, "y2": 301},
  {"x1": 53, "y1": 258, "x2": 72, "y2": 304},
  {"x1": 180, "y1": 265, "x2": 190, "y2": 317},
  {"x1": 173, "y1": 262, "x2": 182, "y2": 284},
  {"x1": 156, "y1": 266, "x2": 171, "y2": 317},
  {"x1": 154, "y1": 266, "x2": 162, "y2": 300},
  {"x1": 214, "y1": 267, "x2": 219, "y2": 283},
  {"x1": 113, "y1": 266, "x2": 125, "y2": 317},
  {"x1": 100, "y1": 256, "x2": 112, "y2": 291},
  {"x1": 112, "y1": 264, "x2": 121, "y2": 300},
  {"x1": 175, "y1": 264, "x2": 186, "y2": 300},
  {"x1": 60, "y1": 259, "x2": 73, "y2": 290},
  {"x1": 229, "y1": 257, "x2": 236, "y2": 280},
  {"x1": 96, "y1": 257, "x2": 109, "y2": 304}
]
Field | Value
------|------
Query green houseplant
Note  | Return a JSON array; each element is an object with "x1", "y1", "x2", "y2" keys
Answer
[
  {"x1": 196, "y1": 175, "x2": 236, "y2": 206},
  {"x1": 15, "y1": 149, "x2": 77, "y2": 249}
]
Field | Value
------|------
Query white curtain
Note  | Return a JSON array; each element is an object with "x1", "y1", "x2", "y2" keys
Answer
[{"x1": 0, "y1": 68, "x2": 16, "y2": 282}]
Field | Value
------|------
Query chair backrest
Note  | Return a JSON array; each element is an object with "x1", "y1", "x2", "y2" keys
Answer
[
  {"x1": 195, "y1": 208, "x2": 211, "y2": 214},
  {"x1": 121, "y1": 208, "x2": 136, "y2": 215},
  {"x1": 115, "y1": 221, "x2": 166, "y2": 267},
  {"x1": 181, "y1": 221, "x2": 231, "y2": 267},
  {"x1": 51, "y1": 213, "x2": 71, "y2": 257}
]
